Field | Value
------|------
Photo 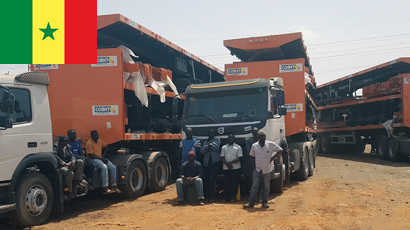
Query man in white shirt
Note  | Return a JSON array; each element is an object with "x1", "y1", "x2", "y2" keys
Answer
[
  {"x1": 221, "y1": 134, "x2": 243, "y2": 202},
  {"x1": 244, "y1": 130, "x2": 283, "y2": 208}
]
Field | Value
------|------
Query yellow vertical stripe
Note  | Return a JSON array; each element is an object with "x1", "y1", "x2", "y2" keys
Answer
[{"x1": 33, "y1": 0, "x2": 65, "y2": 64}]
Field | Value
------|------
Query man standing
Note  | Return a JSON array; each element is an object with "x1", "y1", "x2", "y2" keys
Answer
[
  {"x1": 67, "y1": 129, "x2": 86, "y2": 161},
  {"x1": 200, "y1": 129, "x2": 221, "y2": 203},
  {"x1": 220, "y1": 134, "x2": 242, "y2": 202},
  {"x1": 85, "y1": 130, "x2": 121, "y2": 194},
  {"x1": 244, "y1": 130, "x2": 283, "y2": 208},
  {"x1": 180, "y1": 127, "x2": 201, "y2": 164},
  {"x1": 245, "y1": 127, "x2": 263, "y2": 200},
  {"x1": 245, "y1": 127, "x2": 259, "y2": 155},
  {"x1": 176, "y1": 151, "x2": 205, "y2": 205},
  {"x1": 53, "y1": 135, "x2": 84, "y2": 199}
]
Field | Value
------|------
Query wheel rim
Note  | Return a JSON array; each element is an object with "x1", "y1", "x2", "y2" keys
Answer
[
  {"x1": 156, "y1": 163, "x2": 167, "y2": 185},
  {"x1": 130, "y1": 168, "x2": 143, "y2": 192},
  {"x1": 25, "y1": 185, "x2": 48, "y2": 216}
]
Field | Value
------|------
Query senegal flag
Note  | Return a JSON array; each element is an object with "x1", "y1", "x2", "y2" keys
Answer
[{"x1": 0, "y1": 0, "x2": 96, "y2": 64}]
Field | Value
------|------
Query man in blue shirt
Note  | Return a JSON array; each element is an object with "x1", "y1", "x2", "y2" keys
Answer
[
  {"x1": 67, "y1": 129, "x2": 86, "y2": 162},
  {"x1": 176, "y1": 151, "x2": 205, "y2": 205},
  {"x1": 200, "y1": 129, "x2": 221, "y2": 203},
  {"x1": 179, "y1": 127, "x2": 201, "y2": 164}
]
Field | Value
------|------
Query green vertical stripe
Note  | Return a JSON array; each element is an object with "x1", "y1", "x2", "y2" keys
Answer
[{"x1": 0, "y1": 1, "x2": 32, "y2": 64}]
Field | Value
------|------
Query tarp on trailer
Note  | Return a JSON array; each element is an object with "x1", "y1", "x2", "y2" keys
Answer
[
  {"x1": 97, "y1": 14, "x2": 224, "y2": 93},
  {"x1": 223, "y1": 32, "x2": 313, "y2": 75}
]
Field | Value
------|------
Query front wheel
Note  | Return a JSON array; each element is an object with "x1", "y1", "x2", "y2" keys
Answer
[
  {"x1": 8, "y1": 172, "x2": 54, "y2": 228},
  {"x1": 119, "y1": 160, "x2": 147, "y2": 199},
  {"x1": 149, "y1": 157, "x2": 169, "y2": 192}
]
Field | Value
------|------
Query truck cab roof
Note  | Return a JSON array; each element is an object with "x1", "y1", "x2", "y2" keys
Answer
[{"x1": 0, "y1": 72, "x2": 49, "y2": 86}]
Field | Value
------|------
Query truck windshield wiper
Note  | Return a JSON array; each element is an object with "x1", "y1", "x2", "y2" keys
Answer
[
  {"x1": 221, "y1": 111, "x2": 254, "y2": 120},
  {"x1": 187, "y1": 114, "x2": 216, "y2": 122}
]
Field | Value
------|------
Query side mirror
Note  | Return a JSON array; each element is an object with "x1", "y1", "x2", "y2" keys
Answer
[
  {"x1": 275, "y1": 90, "x2": 285, "y2": 106},
  {"x1": 278, "y1": 107, "x2": 287, "y2": 116}
]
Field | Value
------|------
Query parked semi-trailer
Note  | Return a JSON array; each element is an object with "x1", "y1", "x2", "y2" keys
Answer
[
  {"x1": 0, "y1": 48, "x2": 182, "y2": 226},
  {"x1": 315, "y1": 58, "x2": 410, "y2": 161},
  {"x1": 182, "y1": 32, "x2": 318, "y2": 192},
  {"x1": 0, "y1": 12, "x2": 225, "y2": 227}
]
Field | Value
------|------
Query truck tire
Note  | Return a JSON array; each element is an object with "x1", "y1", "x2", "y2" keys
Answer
[
  {"x1": 149, "y1": 157, "x2": 169, "y2": 192},
  {"x1": 321, "y1": 137, "x2": 331, "y2": 154},
  {"x1": 296, "y1": 147, "x2": 309, "y2": 181},
  {"x1": 376, "y1": 135, "x2": 388, "y2": 159},
  {"x1": 271, "y1": 156, "x2": 284, "y2": 193},
  {"x1": 119, "y1": 160, "x2": 147, "y2": 199},
  {"x1": 8, "y1": 172, "x2": 53, "y2": 228},
  {"x1": 308, "y1": 146, "x2": 315, "y2": 177},
  {"x1": 387, "y1": 139, "x2": 403, "y2": 162}
]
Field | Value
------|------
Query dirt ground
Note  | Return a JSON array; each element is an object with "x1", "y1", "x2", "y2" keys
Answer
[{"x1": 2, "y1": 145, "x2": 410, "y2": 230}]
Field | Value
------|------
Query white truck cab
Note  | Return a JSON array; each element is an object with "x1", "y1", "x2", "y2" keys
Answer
[{"x1": 0, "y1": 72, "x2": 59, "y2": 227}]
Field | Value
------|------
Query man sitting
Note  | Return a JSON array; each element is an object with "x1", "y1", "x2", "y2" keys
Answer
[
  {"x1": 53, "y1": 135, "x2": 84, "y2": 199},
  {"x1": 176, "y1": 151, "x2": 205, "y2": 205},
  {"x1": 85, "y1": 130, "x2": 121, "y2": 194},
  {"x1": 67, "y1": 129, "x2": 86, "y2": 162}
]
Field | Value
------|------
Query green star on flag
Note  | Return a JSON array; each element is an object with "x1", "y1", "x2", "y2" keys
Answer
[{"x1": 39, "y1": 22, "x2": 58, "y2": 40}]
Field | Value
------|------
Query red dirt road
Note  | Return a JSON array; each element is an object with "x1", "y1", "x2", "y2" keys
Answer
[{"x1": 2, "y1": 147, "x2": 410, "y2": 230}]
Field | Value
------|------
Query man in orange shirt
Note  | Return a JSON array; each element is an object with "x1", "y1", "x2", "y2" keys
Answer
[{"x1": 86, "y1": 130, "x2": 121, "y2": 194}]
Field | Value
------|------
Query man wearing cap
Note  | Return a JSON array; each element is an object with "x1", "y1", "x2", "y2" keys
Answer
[
  {"x1": 53, "y1": 135, "x2": 84, "y2": 200},
  {"x1": 244, "y1": 130, "x2": 283, "y2": 208},
  {"x1": 245, "y1": 127, "x2": 263, "y2": 201},
  {"x1": 176, "y1": 151, "x2": 205, "y2": 205}
]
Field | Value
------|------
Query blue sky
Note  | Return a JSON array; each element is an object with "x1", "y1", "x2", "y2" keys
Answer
[{"x1": 1, "y1": 0, "x2": 410, "y2": 84}]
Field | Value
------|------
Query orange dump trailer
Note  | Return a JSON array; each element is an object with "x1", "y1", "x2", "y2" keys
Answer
[
  {"x1": 223, "y1": 32, "x2": 318, "y2": 160},
  {"x1": 182, "y1": 32, "x2": 318, "y2": 192},
  {"x1": 30, "y1": 47, "x2": 184, "y2": 198}
]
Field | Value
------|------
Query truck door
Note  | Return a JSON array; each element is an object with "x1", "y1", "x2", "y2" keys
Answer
[
  {"x1": 0, "y1": 86, "x2": 39, "y2": 181},
  {"x1": 266, "y1": 89, "x2": 286, "y2": 143}
]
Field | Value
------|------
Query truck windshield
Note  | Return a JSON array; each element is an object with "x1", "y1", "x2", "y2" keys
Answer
[{"x1": 185, "y1": 87, "x2": 268, "y2": 121}]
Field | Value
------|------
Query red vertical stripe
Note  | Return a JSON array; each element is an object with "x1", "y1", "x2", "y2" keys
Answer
[{"x1": 65, "y1": 0, "x2": 97, "y2": 64}]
